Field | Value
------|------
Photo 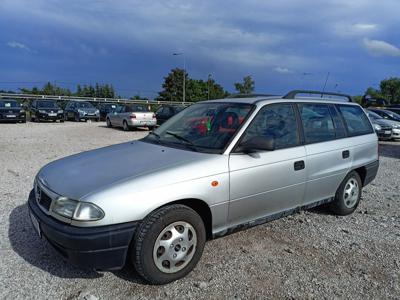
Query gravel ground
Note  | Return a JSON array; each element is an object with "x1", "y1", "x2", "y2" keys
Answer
[{"x1": 0, "y1": 121, "x2": 399, "y2": 300}]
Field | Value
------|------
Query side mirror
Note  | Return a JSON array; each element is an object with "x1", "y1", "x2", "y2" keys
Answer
[{"x1": 236, "y1": 136, "x2": 275, "y2": 153}]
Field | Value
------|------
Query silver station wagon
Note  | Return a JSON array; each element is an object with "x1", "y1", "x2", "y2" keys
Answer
[{"x1": 28, "y1": 90, "x2": 379, "y2": 284}]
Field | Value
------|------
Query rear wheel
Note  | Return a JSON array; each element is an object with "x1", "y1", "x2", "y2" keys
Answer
[
  {"x1": 123, "y1": 120, "x2": 130, "y2": 131},
  {"x1": 330, "y1": 171, "x2": 362, "y2": 215},
  {"x1": 132, "y1": 205, "x2": 206, "y2": 285},
  {"x1": 106, "y1": 118, "x2": 112, "y2": 127},
  {"x1": 74, "y1": 114, "x2": 80, "y2": 122}
]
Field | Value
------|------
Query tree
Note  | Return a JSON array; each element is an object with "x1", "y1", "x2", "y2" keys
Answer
[
  {"x1": 364, "y1": 87, "x2": 383, "y2": 99},
  {"x1": 380, "y1": 77, "x2": 400, "y2": 103},
  {"x1": 158, "y1": 68, "x2": 228, "y2": 102},
  {"x1": 158, "y1": 68, "x2": 188, "y2": 102},
  {"x1": 234, "y1": 75, "x2": 255, "y2": 94}
]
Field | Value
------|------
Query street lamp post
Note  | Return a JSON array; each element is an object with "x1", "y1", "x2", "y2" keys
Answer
[{"x1": 173, "y1": 53, "x2": 185, "y2": 103}]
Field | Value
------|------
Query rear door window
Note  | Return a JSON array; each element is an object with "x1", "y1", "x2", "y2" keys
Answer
[
  {"x1": 337, "y1": 105, "x2": 373, "y2": 136},
  {"x1": 298, "y1": 103, "x2": 336, "y2": 143}
]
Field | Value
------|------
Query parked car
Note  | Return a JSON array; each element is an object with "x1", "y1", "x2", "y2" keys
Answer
[
  {"x1": 155, "y1": 104, "x2": 186, "y2": 125},
  {"x1": 64, "y1": 101, "x2": 100, "y2": 122},
  {"x1": 98, "y1": 103, "x2": 121, "y2": 121},
  {"x1": 386, "y1": 107, "x2": 400, "y2": 115},
  {"x1": 366, "y1": 109, "x2": 399, "y2": 140},
  {"x1": 368, "y1": 108, "x2": 400, "y2": 122},
  {"x1": 30, "y1": 100, "x2": 64, "y2": 122},
  {"x1": 0, "y1": 99, "x2": 26, "y2": 123},
  {"x1": 29, "y1": 91, "x2": 379, "y2": 284},
  {"x1": 106, "y1": 104, "x2": 156, "y2": 131}
]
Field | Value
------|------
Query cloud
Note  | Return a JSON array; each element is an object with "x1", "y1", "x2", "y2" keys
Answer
[
  {"x1": 6, "y1": 41, "x2": 31, "y2": 51},
  {"x1": 274, "y1": 67, "x2": 293, "y2": 74},
  {"x1": 333, "y1": 22, "x2": 378, "y2": 37},
  {"x1": 363, "y1": 38, "x2": 400, "y2": 57}
]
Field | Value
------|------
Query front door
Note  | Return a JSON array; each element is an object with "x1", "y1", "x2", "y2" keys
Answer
[{"x1": 228, "y1": 103, "x2": 307, "y2": 227}]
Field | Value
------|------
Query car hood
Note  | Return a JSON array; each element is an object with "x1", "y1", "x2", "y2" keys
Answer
[
  {"x1": 37, "y1": 108, "x2": 60, "y2": 112},
  {"x1": 371, "y1": 119, "x2": 392, "y2": 127},
  {"x1": 78, "y1": 107, "x2": 97, "y2": 112},
  {"x1": 380, "y1": 119, "x2": 400, "y2": 127},
  {"x1": 0, "y1": 107, "x2": 20, "y2": 112},
  {"x1": 38, "y1": 141, "x2": 212, "y2": 200}
]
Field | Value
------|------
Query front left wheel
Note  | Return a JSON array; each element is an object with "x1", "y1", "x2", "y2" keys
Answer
[{"x1": 132, "y1": 204, "x2": 206, "y2": 285}]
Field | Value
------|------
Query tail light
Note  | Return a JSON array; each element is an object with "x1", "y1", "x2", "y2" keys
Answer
[{"x1": 130, "y1": 114, "x2": 136, "y2": 119}]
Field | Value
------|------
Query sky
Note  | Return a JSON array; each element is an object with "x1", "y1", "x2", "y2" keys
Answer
[{"x1": 1, "y1": 0, "x2": 400, "y2": 98}]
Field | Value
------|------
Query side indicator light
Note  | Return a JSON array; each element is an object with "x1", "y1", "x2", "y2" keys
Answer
[{"x1": 211, "y1": 181, "x2": 219, "y2": 187}]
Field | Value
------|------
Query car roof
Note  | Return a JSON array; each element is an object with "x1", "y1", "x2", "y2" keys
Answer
[{"x1": 203, "y1": 96, "x2": 357, "y2": 106}]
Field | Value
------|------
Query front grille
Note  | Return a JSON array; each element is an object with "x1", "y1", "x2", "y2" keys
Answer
[{"x1": 36, "y1": 186, "x2": 52, "y2": 211}]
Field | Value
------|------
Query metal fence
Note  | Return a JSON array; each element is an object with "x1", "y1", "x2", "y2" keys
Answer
[{"x1": 0, "y1": 93, "x2": 194, "y2": 106}]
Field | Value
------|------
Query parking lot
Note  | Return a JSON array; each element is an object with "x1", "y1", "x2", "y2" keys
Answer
[{"x1": 1, "y1": 121, "x2": 399, "y2": 299}]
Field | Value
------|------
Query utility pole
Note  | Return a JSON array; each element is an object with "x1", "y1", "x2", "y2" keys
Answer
[
  {"x1": 207, "y1": 74, "x2": 212, "y2": 100},
  {"x1": 173, "y1": 53, "x2": 185, "y2": 103}
]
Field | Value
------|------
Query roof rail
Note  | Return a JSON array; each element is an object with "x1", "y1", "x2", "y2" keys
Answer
[
  {"x1": 283, "y1": 90, "x2": 353, "y2": 102},
  {"x1": 225, "y1": 93, "x2": 277, "y2": 99}
]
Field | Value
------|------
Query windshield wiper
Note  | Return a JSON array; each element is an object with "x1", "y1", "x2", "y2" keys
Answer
[
  {"x1": 147, "y1": 131, "x2": 161, "y2": 143},
  {"x1": 165, "y1": 131, "x2": 198, "y2": 151},
  {"x1": 149, "y1": 131, "x2": 160, "y2": 139}
]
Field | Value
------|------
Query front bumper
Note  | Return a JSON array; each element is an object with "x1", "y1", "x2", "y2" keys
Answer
[
  {"x1": 27, "y1": 190, "x2": 138, "y2": 270},
  {"x1": 78, "y1": 113, "x2": 99, "y2": 120},
  {"x1": 0, "y1": 113, "x2": 26, "y2": 122},
  {"x1": 376, "y1": 129, "x2": 392, "y2": 140},
  {"x1": 37, "y1": 112, "x2": 63, "y2": 121}
]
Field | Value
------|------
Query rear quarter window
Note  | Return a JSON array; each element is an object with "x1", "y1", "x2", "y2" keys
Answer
[{"x1": 337, "y1": 105, "x2": 373, "y2": 136}]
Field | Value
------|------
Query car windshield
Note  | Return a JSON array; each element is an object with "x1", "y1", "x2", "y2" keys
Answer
[
  {"x1": 383, "y1": 110, "x2": 400, "y2": 121},
  {"x1": 0, "y1": 100, "x2": 19, "y2": 108},
  {"x1": 367, "y1": 110, "x2": 383, "y2": 120},
  {"x1": 174, "y1": 106, "x2": 186, "y2": 113},
  {"x1": 76, "y1": 102, "x2": 94, "y2": 108},
  {"x1": 37, "y1": 101, "x2": 58, "y2": 108},
  {"x1": 144, "y1": 102, "x2": 254, "y2": 153}
]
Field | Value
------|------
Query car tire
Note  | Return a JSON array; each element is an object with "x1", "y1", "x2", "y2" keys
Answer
[
  {"x1": 64, "y1": 114, "x2": 68, "y2": 121},
  {"x1": 123, "y1": 120, "x2": 130, "y2": 131},
  {"x1": 148, "y1": 126, "x2": 155, "y2": 131},
  {"x1": 132, "y1": 204, "x2": 206, "y2": 285},
  {"x1": 75, "y1": 114, "x2": 80, "y2": 122},
  {"x1": 31, "y1": 116, "x2": 35, "y2": 122},
  {"x1": 330, "y1": 171, "x2": 362, "y2": 216},
  {"x1": 106, "y1": 118, "x2": 112, "y2": 127}
]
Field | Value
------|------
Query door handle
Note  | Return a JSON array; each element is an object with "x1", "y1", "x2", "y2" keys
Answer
[
  {"x1": 294, "y1": 160, "x2": 305, "y2": 171},
  {"x1": 342, "y1": 150, "x2": 350, "y2": 159}
]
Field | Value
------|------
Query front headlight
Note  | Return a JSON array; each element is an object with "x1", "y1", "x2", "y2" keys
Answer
[
  {"x1": 78, "y1": 109, "x2": 85, "y2": 114},
  {"x1": 20, "y1": 109, "x2": 25, "y2": 113},
  {"x1": 52, "y1": 197, "x2": 78, "y2": 218},
  {"x1": 39, "y1": 110, "x2": 46, "y2": 114},
  {"x1": 95, "y1": 109, "x2": 100, "y2": 114},
  {"x1": 52, "y1": 197, "x2": 104, "y2": 221},
  {"x1": 392, "y1": 124, "x2": 400, "y2": 129},
  {"x1": 374, "y1": 124, "x2": 382, "y2": 131},
  {"x1": 74, "y1": 202, "x2": 104, "y2": 221},
  {"x1": 58, "y1": 110, "x2": 63, "y2": 114}
]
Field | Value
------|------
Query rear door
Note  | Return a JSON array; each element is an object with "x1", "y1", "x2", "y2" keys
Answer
[
  {"x1": 228, "y1": 103, "x2": 307, "y2": 227},
  {"x1": 297, "y1": 103, "x2": 351, "y2": 206}
]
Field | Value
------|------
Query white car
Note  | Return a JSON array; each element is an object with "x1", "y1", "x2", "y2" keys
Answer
[{"x1": 106, "y1": 104, "x2": 157, "y2": 131}]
